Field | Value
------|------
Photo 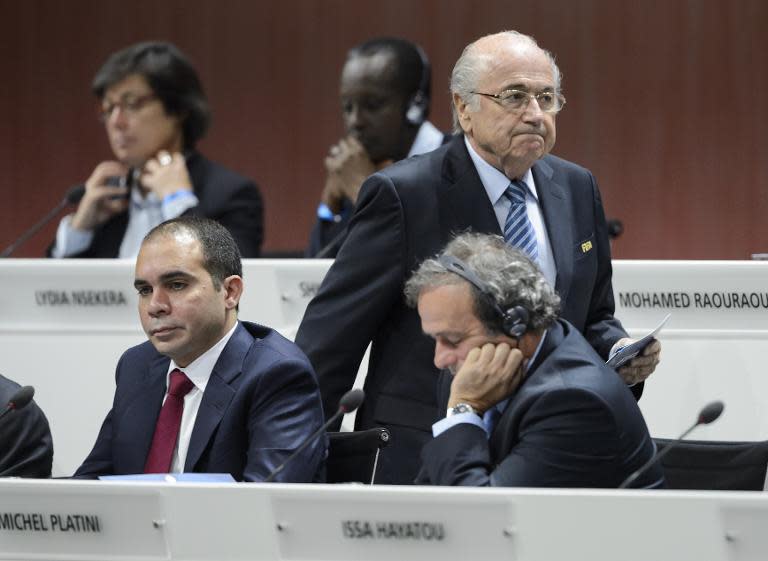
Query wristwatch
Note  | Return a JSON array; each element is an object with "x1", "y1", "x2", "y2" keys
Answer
[{"x1": 448, "y1": 403, "x2": 479, "y2": 417}]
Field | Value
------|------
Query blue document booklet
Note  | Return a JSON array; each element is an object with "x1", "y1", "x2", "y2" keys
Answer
[{"x1": 606, "y1": 313, "x2": 671, "y2": 369}]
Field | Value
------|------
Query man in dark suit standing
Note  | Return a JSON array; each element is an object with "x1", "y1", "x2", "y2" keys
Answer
[
  {"x1": 296, "y1": 30, "x2": 660, "y2": 484},
  {"x1": 407, "y1": 233, "x2": 663, "y2": 488},
  {"x1": 50, "y1": 42, "x2": 263, "y2": 258},
  {"x1": 0, "y1": 374, "x2": 53, "y2": 478},
  {"x1": 75, "y1": 216, "x2": 325, "y2": 482}
]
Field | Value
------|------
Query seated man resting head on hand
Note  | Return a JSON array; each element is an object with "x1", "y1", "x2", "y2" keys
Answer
[{"x1": 406, "y1": 232, "x2": 663, "y2": 488}]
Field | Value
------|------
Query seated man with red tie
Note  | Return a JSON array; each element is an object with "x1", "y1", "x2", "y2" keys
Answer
[{"x1": 74, "y1": 216, "x2": 326, "y2": 482}]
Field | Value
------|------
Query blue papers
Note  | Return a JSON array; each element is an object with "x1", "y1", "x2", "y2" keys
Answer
[{"x1": 99, "y1": 473, "x2": 235, "y2": 482}]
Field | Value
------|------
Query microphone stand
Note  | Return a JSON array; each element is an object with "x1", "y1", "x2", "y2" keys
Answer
[{"x1": 1, "y1": 196, "x2": 73, "y2": 257}]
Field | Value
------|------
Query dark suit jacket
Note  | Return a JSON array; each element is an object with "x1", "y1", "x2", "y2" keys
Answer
[
  {"x1": 418, "y1": 320, "x2": 663, "y2": 488},
  {"x1": 75, "y1": 321, "x2": 326, "y2": 482},
  {"x1": 57, "y1": 152, "x2": 264, "y2": 258},
  {"x1": 0, "y1": 374, "x2": 53, "y2": 478},
  {"x1": 295, "y1": 136, "x2": 629, "y2": 484}
]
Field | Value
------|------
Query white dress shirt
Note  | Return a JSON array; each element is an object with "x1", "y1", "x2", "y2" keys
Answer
[{"x1": 463, "y1": 136, "x2": 557, "y2": 288}]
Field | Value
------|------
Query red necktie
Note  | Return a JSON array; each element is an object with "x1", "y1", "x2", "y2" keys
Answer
[{"x1": 143, "y1": 369, "x2": 195, "y2": 473}]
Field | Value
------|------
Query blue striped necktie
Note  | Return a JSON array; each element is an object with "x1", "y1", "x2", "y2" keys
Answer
[{"x1": 503, "y1": 180, "x2": 538, "y2": 260}]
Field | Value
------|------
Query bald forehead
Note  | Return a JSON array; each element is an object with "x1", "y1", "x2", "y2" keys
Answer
[
  {"x1": 470, "y1": 34, "x2": 556, "y2": 92},
  {"x1": 476, "y1": 34, "x2": 549, "y2": 69}
]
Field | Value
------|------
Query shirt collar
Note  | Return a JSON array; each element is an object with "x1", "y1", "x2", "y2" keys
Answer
[
  {"x1": 166, "y1": 322, "x2": 239, "y2": 393},
  {"x1": 130, "y1": 185, "x2": 161, "y2": 209},
  {"x1": 463, "y1": 136, "x2": 539, "y2": 204},
  {"x1": 408, "y1": 120, "x2": 444, "y2": 157}
]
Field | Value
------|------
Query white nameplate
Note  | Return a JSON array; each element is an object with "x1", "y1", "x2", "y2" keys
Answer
[
  {"x1": 0, "y1": 260, "x2": 138, "y2": 332},
  {"x1": 612, "y1": 260, "x2": 768, "y2": 332},
  {"x1": 0, "y1": 482, "x2": 168, "y2": 560},
  {"x1": 274, "y1": 260, "x2": 331, "y2": 328},
  {"x1": 272, "y1": 492, "x2": 515, "y2": 561}
]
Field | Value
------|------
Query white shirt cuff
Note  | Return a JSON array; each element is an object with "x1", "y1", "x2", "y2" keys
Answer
[
  {"x1": 51, "y1": 214, "x2": 94, "y2": 258},
  {"x1": 432, "y1": 411, "x2": 484, "y2": 437},
  {"x1": 162, "y1": 190, "x2": 199, "y2": 220}
]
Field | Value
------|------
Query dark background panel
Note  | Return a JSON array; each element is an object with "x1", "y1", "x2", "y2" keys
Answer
[{"x1": 1, "y1": 0, "x2": 765, "y2": 258}]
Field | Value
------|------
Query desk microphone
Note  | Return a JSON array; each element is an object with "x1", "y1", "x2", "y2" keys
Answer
[
  {"x1": 264, "y1": 388, "x2": 365, "y2": 482},
  {"x1": 0, "y1": 385, "x2": 35, "y2": 422},
  {"x1": 0, "y1": 185, "x2": 85, "y2": 257},
  {"x1": 618, "y1": 400, "x2": 724, "y2": 489}
]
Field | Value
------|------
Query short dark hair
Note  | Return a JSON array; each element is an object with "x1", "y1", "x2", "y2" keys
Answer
[
  {"x1": 92, "y1": 41, "x2": 210, "y2": 149},
  {"x1": 144, "y1": 216, "x2": 242, "y2": 288},
  {"x1": 349, "y1": 37, "x2": 430, "y2": 117}
]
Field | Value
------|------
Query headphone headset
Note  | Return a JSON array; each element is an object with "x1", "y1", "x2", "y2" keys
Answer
[
  {"x1": 404, "y1": 43, "x2": 431, "y2": 127},
  {"x1": 438, "y1": 255, "x2": 529, "y2": 339}
]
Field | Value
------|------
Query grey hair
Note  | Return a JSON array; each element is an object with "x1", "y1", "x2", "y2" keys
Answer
[
  {"x1": 449, "y1": 30, "x2": 562, "y2": 133},
  {"x1": 404, "y1": 232, "x2": 560, "y2": 333}
]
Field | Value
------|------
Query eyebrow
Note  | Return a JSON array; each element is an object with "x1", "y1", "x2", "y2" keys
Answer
[
  {"x1": 499, "y1": 82, "x2": 555, "y2": 92},
  {"x1": 426, "y1": 329, "x2": 466, "y2": 340},
  {"x1": 103, "y1": 91, "x2": 153, "y2": 103},
  {"x1": 133, "y1": 270, "x2": 194, "y2": 288}
]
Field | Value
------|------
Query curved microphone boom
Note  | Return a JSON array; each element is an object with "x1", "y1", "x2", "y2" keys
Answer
[
  {"x1": 0, "y1": 385, "x2": 35, "y2": 422},
  {"x1": 618, "y1": 400, "x2": 724, "y2": 489},
  {"x1": 1, "y1": 185, "x2": 85, "y2": 257},
  {"x1": 264, "y1": 388, "x2": 365, "y2": 482}
]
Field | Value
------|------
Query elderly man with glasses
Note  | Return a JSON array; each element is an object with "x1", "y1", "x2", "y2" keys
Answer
[
  {"x1": 296, "y1": 30, "x2": 660, "y2": 485},
  {"x1": 50, "y1": 41, "x2": 263, "y2": 258}
]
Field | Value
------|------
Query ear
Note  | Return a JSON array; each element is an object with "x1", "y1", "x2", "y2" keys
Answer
[
  {"x1": 221, "y1": 275, "x2": 244, "y2": 310},
  {"x1": 453, "y1": 92, "x2": 472, "y2": 134}
]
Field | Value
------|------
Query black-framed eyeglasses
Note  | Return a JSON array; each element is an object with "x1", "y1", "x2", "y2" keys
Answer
[
  {"x1": 98, "y1": 93, "x2": 158, "y2": 122},
  {"x1": 471, "y1": 89, "x2": 566, "y2": 114}
]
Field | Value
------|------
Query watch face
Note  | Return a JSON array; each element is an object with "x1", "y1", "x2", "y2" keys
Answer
[{"x1": 451, "y1": 403, "x2": 477, "y2": 416}]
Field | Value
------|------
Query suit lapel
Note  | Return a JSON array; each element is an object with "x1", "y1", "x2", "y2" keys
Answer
[
  {"x1": 487, "y1": 322, "x2": 565, "y2": 457},
  {"x1": 533, "y1": 158, "x2": 573, "y2": 300},
  {"x1": 122, "y1": 354, "x2": 169, "y2": 473},
  {"x1": 184, "y1": 323, "x2": 253, "y2": 471},
  {"x1": 438, "y1": 138, "x2": 501, "y2": 242}
]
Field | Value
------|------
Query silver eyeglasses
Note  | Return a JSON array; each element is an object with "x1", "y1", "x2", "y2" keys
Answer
[
  {"x1": 98, "y1": 93, "x2": 158, "y2": 122},
  {"x1": 471, "y1": 89, "x2": 566, "y2": 114}
]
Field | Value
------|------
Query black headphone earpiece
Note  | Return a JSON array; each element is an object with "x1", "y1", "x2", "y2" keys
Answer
[
  {"x1": 502, "y1": 306, "x2": 529, "y2": 339},
  {"x1": 437, "y1": 255, "x2": 530, "y2": 340},
  {"x1": 404, "y1": 44, "x2": 430, "y2": 127}
]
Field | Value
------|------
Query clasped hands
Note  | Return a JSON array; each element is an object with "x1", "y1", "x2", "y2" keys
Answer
[
  {"x1": 447, "y1": 343, "x2": 525, "y2": 416},
  {"x1": 321, "y1": 136, "x2": 393, "y2": 214},
  {"x1": 71, "y1": 151, "x2": 193, "y2": 231}
]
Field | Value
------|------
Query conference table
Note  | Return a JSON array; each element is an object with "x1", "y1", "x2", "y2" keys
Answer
[{"x1": 0, "y1": 479, "x2": 767, "y2": 561}]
